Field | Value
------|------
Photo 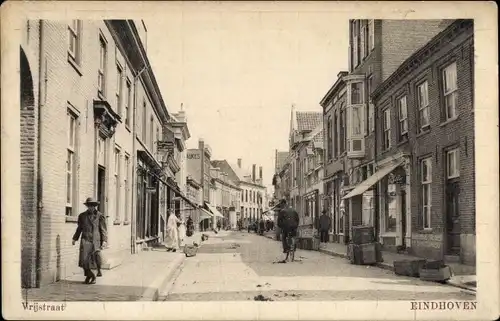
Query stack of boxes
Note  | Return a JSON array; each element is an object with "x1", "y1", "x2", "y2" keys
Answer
[{"x1": 347, "y1": 226, "x2": 383, "y2": 265}]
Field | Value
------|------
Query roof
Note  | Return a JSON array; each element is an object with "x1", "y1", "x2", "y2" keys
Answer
[
  {"x1": 296, "y1": 112, "x2": 322, "y2": 132},
  {"x1": 276, "y1": 151, "x2": 289, "y2": 171}
]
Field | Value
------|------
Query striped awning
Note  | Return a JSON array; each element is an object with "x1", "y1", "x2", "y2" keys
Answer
[{"x1": 205, "y1": 202, "x2": 224, "y2": 218}]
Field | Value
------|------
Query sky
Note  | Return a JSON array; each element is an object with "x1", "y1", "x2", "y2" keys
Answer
[{"x1": 146, "y1": 8, "x2": 348, "y2": 191}]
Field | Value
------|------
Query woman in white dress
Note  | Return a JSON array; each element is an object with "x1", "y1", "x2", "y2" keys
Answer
[{"x1": 165, "y1": 211, "x2": 181, "y2": 252}]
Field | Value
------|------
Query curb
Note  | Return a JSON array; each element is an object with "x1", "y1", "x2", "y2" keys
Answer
[
  {"x1": 139, "y1": 254, "x2": 185, "y2": 301},
  {"x1": 317, "y1": 248, "x2": 476, "y2": 293}
]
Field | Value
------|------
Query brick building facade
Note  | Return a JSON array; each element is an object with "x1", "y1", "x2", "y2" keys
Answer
[
  {"x1": 371, "y1": 19, "x2": 475, "y2": 265},
  {"x1": 322, "y1": 19, "x2": 452, "y2": 246},
  {"x1": 19, "y1": 19, "x2": 192, "y2": 288}
]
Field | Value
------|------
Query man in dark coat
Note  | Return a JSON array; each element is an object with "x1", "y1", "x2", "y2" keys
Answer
[
  {"x1": 318, "y1": 210, "x2": 332, "y2": 243},
  {"x1": 277, "y1": 199, "x2": 300, "y2": 254},
  {"x1": 72, "y1": 197, "x2": 108, "y2": 284}
]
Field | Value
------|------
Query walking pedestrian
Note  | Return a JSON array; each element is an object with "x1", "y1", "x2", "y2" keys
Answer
[
  {"x1": 177, "y1": 215, "x2": 186, "y2": 250},
  {"x1": 72, "y1": 197, "x2": 108, "y2": 284},
  {"x1": 318, "y1": 210, "x2": 331, "y2": 243},
  {"x1": 186, "y1": 216, "x2": 194, "y2": 237},
  {"x1": 165, "y1": 210, "x2": 181, "y2": 252}
]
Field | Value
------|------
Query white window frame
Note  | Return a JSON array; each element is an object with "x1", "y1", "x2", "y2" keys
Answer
[
  {"x1": 98, "y1": 35, "x2": 107, "y2": 97},
  {"x1": 66, "y1": 110, "x2": 77, "y2": 216},
  {"x1": 446, "y1": 148, "x2": 460, "y2": 179},
  {"x1": 368, "y1": 20, "x2": 375, "y2": 51},
  {"x1": 352, "y1": 21, "x2": 359, "y2": 67},
  {"x1": 421, "y1": 158, "x2": 432, "y2": 229},
  {"x1": 417, "y1": 81, "x2": 430, "y2": 130},
  {"x1": 114, "y1": 147, "x2": 121, "y2": 221},
  {"x1": 350, "y1": 82, "x2": 364, "y2": 105},
  {"x1": 442, "y1": 62, "x2": 458, "y2": 120},
  {"x1": 360, "y1": 20, "x2": 366, "y2": 59},
  {"x1": 68, "y1": 20, "x2": 81, "y2": 64},
  {"x1": 383, "y1": 108, "x2": 391, "y2": 150},
  {"x1": 116, "y1": 63, "x2": 123, "y2": 115},
  {"x1": 398, "y1": 95, "x2": 408, "y2": 136}
]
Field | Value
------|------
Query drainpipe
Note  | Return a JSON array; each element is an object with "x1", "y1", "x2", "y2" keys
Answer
[{"x1": 35, "y1": 19, "x2": 46, "y2": 287}]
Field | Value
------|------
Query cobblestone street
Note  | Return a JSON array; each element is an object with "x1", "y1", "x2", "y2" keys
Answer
[{"x1": 162, "y1": 232, "x2": 474, "y2": 301}]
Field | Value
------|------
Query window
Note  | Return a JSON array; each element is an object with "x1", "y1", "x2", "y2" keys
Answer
[
  {"x1": 68, "y1": 20, "x2": 81, "y2": 65},
  {"x1": 417, "y1": 81, "x2": 430, "y2": 130},
  {"x1": 339, "y1": 107, "x2": 346, "y2": 154},
  {"x1": 66, "y1": 111, "x2": 77, "y2": 216},
  {"x1": 351, "y1": 82, "x2": 364, "y2": 105},
  {"x1": 142, "y1": 100, "x2": 147, "y2": 141},
  {"x1": 114, "y1": 147, "x2": 121, "y2": 221},
  {"x1": 360, "y1": 20, "x2": 366, "y2": 59},
  {"x1": 116, "y1": 64, "x2": 123, "y2": 114},
  {"x1": 327, "y1": 116, "x2": 333, "y2": 160},
  {"x1": 442, "y1": 62, "x2": 458, "y2": 120},
  {"x1": 352, "y1": 21, "x2": 359, "y2": 67},
  {"x1": 446, "y1": 149, "x2": 460, "y2": 179},
  {"x1": 382, "y1": 108, "x2": 391, "y2": 150},
  {"x1": 333, "y1": 112, "x2": 338, "y2": 157},
  {"x1": 368, "y1": 20, "x2": 375, "y2": 51},
  {"x1": 98, "y1": 36, "x2": 107, "y2": 96},
  {"x1": 421, "y1": 158, "x2": 432, "y2": 229},
  {"x1": 155, "y1": 127, "x2": 160, "y2": 158},
  {"x1": 351, "y1": 106, "x2": 362, "y2": 136},
  {"x1": 398, "y1": 95, "x2": 408, "y2": 138},
  {"x1": 124, "y1": 154, "x2": 130, "y2": 222},
  {"x1": 245, "y1": 190, "x2": 248, "y2": 202},
  {"x1": 384, "y1": 180, "x2": 397, "y2": 232},
  {"x1": 125, "y1": 79, "x2": 131, "y2": 127},
  {"x1": 149, "y1": 117, "x2": 154, "y2": 150}
]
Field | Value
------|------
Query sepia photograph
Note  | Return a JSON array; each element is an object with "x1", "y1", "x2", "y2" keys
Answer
[{"x1": 2, "y1": 1, "x2": 498, "y2": 320}]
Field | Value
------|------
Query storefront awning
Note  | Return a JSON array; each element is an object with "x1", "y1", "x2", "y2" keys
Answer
[
  {"x1": 205, "y1": 202, "x2": 224, "y2": 218},
  {"x1": 159, "y1": 177, "x2": 199, "y2": 209},
  {"x1": 200, "y1": 207, "x2": 214, "y2": 220},
  {"x1": 342, "y1": 159, "x2": 404, "y2": 200}
]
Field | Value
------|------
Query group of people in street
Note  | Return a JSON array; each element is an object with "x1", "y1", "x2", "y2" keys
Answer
[
  {"x1": 164, "y1": 211, "x2": 195, "y2": 252},
  {"x1": 72, "y1": 196, "x2": 196, "y2": 284},
  {"x1": 239, "y1": 218, "x2": 274, "y2": 234}
]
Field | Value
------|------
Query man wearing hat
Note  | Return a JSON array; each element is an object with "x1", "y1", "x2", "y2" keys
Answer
[{"x1": 72, "y1": 197, "x2": 108, "y2": 284}]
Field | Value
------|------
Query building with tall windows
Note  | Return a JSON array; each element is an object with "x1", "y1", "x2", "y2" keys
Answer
[
  {"x1": 19, "y1": 19, "x2": 199, "y2": 289},
  {"x1": 321, "y1": 19, "x2": 452, "y2": 246},
  {"x1": 370, "y1": 19, "x2": 474, "y2": 265}
]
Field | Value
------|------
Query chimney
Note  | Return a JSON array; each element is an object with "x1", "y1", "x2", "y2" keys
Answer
[
  {"x1": 237, "y1": 158, "x2": 242, "y2": 168},
  {"x1": 252, "y1": 164, "x2": 256, "y2": 182},
  {"x1": 259, "y1": 166, "x2": 263, "y2": 180}
]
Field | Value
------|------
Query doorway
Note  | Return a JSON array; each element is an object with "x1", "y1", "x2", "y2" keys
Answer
[
  {"x1": 97, "y1": 166, "x2": 106, "y2": 215},
  {"x1": 400, "y1": 189, "x2": 406, "y2": 248},
  {"x1": 446, "y1": 180, "x2": 461, "y2": 255}
]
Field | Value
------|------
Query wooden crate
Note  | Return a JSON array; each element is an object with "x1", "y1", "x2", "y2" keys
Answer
[
  {"x1": 419, "y1": 266, "x2": 452, "y2": 282},
  {"x1": 351, "y1": 226, "x2": 375, "y2": 245},
  {"x1": 394, "y1": 259, "x2": 427, "y2": 277},
  {"x1": 348, "y1": 243, "x2": 380, "y2": 265}
]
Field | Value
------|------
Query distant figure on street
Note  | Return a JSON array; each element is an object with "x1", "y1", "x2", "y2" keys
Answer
[
  {"x1": 177, "y1": 214, "x2": 187, "y2": 249},
  {"x1": 277, "y1": 199, "x2": 300, "y2": 255},
  {"x1": 217, "y1": 220, "x2": 221, "y2": 231},
  {"x1": 72, "y1": 197, "x2": 108, "y2": 284},
  {"x1": 258, "y1": 219, "x2": 265, "y2": 235},
  {"x1": 319, "y1": 210, "x2": 331, "y2": 243},
  {"x1": 165, "y1": 211, "x2": 181, "y2": 252},
  {"x1": 186, "y1": 216, "x2": 194, "y2": 237}
]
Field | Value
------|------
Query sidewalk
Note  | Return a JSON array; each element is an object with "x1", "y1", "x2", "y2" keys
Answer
[{"x1": 263, "y1": 231, "x2": 476, "y2": 293}]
